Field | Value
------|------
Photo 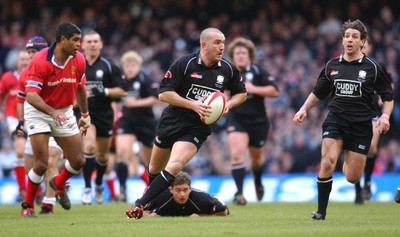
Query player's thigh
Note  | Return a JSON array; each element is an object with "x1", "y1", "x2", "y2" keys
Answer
[
  {"x1": 165, "y1": 141, "x2": 198, "y2": 175},
  {"x1": 55, "y1": 134, "x2": 83, "y2": 161},
  {"x1": 95, "y1": 136, "x2": 112, "y2": 160},
  {"x1": 320, "y1": 138, "x2": 343, "y2": 172},
  {"x1": 369, "y1": 120, "x2": 380, "y2": 154},
  {"x1": 82, "y1": 124, "x2": 97, "y2": 153},
  {"x1": 227, "y1": 132, "x2": 249, "y2": 160},
  {"x1": 343, "y1": 150, "x2": 366, "y2": 182},
  {"x1": 115, "y1": 134, "x2": 136, "y2": 161},
  {"x1": 149, "y1": 145, "x2": 171, "y2": 174}
]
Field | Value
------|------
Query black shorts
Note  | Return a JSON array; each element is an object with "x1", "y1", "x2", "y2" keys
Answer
[
  {"x1": 154, "y1": 110, "x2": 211, "y2": 151},
  {"x1": 90, "y1": 109, "x2": 114, "y2": 138},
  {"x1": 117, "y1": 116, "x2": 157, "y2": 147},
  {"x1": 226, "y1": 116, "x2": 269, "y2": 147},
  {"x1": 322, "y1": 112, "x2": 372, "y2": 155}
]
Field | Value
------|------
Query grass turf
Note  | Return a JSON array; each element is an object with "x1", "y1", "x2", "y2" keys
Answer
[{"x1": 1, "y1": 202, "x2": 399, "y2": 237}]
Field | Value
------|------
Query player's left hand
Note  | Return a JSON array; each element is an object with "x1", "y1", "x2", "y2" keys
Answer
[
  {"x1": 377, "y1": 114, "x2": 390, "y2": 134},
  {"x1": 78, "y1": 113, "x2": 91, "y2": 136}
]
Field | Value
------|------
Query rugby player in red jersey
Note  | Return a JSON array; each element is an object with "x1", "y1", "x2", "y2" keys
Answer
[
  {"x1": 21, "y1": 22, "x2": 90, "y2": 217},
  {"x1": 0, "y1": 50, "x2": 30, "y2": 202}
]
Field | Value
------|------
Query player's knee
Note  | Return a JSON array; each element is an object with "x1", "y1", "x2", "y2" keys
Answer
[{"x1": 320, "y1": 159, "x2": 335, "y2": 173}]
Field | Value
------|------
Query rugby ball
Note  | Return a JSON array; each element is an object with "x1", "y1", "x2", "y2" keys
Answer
[{"x1": 201, "y1": 91, "x2": 226, "y2": 125}]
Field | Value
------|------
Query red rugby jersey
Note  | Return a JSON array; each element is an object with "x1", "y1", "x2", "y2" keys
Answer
[
  {"x1": 17, "y1": 68, "x2": 27, "y2": 103},
  {"x1": 0, "y1": 70, "x2": 19, "y2": 118},
  {"x1": 25, "y1": 44, "x2": 86, "y2": 109}
]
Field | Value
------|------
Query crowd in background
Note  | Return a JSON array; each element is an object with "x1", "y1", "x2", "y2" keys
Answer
[{"x1": 1, "y1": 0, "x2": 400, "y2": 177}]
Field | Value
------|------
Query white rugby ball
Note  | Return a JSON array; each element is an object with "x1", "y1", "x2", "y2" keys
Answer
[{"x1": 201, "y1": 91, "x2": 227, "y2": 125}]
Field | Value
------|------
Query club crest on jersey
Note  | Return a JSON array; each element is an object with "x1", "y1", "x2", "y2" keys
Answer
[
  {"x1": 190, "y1": 72, "x2": 203, "y2": 79},
  {"x1": 245, "y1": 72, "x2": 254, "y2": 82},
  {"x1": 330, "y1": 70, "x2": 338, "y2": 76},
  {"x1": 215, "y1": 75, "x2": 224, "y2": 88},
  {"x1": 357, "y1": 70, "x2": 366, "y2": 82},
  {"x1": 96, "y1": 70, "x2": 104, "y2": 80},
  {"x1": 71, "y1": 66, "x2": 76, "y2": 75}
]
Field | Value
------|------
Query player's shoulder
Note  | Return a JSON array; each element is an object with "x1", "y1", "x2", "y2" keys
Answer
[{"x1": 75, "y1": 51, "x2": 86, "y2": 62}]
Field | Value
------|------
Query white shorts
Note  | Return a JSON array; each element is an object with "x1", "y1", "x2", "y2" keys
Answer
[
  {"x1": 24, "y1": 103, "x2": 79, "y2": 137},
  {"x1": 25, "y1": 136, "x2": 62, "y2": 156},
  {"x1": 6, "y1": 116, "x2": 18, "y2": 134}
]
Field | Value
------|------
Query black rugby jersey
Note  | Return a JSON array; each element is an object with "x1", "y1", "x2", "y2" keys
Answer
[
  {"x1": 159, "y1": 52, "x2": 246, "y2": 124},
  {"x1": 145, "y1": 188, "x2": 227, "y2": 216},
  {"x1": 230, "y1": 64, "x2": 278, "y2": 124},
  {"x1": 313, "y1": 54, "x2": 393, "y2": 122},
  {"x1": 121, "y1": 71, "x2": 158, "y2": 121},
  {"x1": 85, "y1": 56, "x2": 126, "y2": 110}
]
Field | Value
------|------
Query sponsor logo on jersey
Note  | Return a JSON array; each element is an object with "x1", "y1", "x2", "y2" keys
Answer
[
  {"x1": 330, "y1": 70, "x2": 339, "y2": 76},
  {"x1": 186, "y1": 84, "x2": 218, "y2": 101},
  {"x1": 190, "y1": 72, "x2": 203, "y2": 79},
  {"x1": 47, "y1": 78, "x2": 77, "y2": 86},
  {"x1": 334, "y1": 79, "x2": 362, "y2": 97}
]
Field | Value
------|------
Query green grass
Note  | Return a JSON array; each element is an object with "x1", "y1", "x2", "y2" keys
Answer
[{"x1": 1, "y1": 202, "x2": 399, "y2": 237}]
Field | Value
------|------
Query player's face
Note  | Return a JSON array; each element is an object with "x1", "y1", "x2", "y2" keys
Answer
[
  {"x1": 82, "y1": 33, "x2": 103, "y2": 58},
  {"x1": 342, "y1": 29, "x2": 364, "y2": 56},
  {"x1": 17, "y1": 51, "x2": 30, "y2": 71},
  {"x1": 63, "y1": 33, "x2": 82, "y2": 57},
  {"x1": 27, "y1": 48, "x2": 39, "y2": 59},
  {"x1": 122, "y1": 60, "x2": 141, "y2": 80},
  {"x1": 232, "y1": 46, "x2": 251, "y2": 70},
  {"x1": 170, "y1": 183, "x2": 191, "y2": 205},
  {"x1": 206, "y1": 32, "x2": 225, "y2": 63}
]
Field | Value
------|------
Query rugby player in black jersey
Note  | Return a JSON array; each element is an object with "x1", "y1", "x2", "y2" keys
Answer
[
  {"x1": 115, "y1": 50, "x2": 159, "y2": 201},
  {"x1": 226, "y1": 37, "x2": 280, "y2": 205},
  {"x1": 293, "y1": 20, "x2": 393, "y2": 220},
  {"x1": 80, "y1": 30, "x2": 127, "y2": 204},
  {"x1": 143, "y1": 171, "x2": 229, "y2": 217},
  {"x1": 125, "y1": 27, "x2": 247, "y2": 219},
  {"x1": 354, "y1": 36, "x2": 393, "y2": 205}
]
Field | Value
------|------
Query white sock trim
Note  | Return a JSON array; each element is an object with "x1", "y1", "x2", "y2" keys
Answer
[
  {"x1": 42, "y1": 197, "x2": 57, "y2": 206},
  {"x1": 65, "y1": 160, "x2": 80, "y2": 174},
  {"x1": 28, "y1": 169, "x2": 44, "y2": 184}
]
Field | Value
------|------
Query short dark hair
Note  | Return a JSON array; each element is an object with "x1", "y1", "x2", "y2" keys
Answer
[
  {"x1": 341, "y1": 19, "x2": 368, "y2": 40},
  {"x1": 172, "y1": 171, "x2": 191, "y2": 186},
  {"x1": 55, "y1": 22, "x2": 81, "y2": 42}
]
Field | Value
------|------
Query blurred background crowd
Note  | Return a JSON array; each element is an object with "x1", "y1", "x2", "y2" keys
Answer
[{"x1": 1, "y1": 0, "x2": 400, "y2": 177}]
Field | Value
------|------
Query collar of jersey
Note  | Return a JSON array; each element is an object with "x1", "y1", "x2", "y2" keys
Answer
[{"x1": 47, "y1": 42, "x2": 74, "y2": 69}]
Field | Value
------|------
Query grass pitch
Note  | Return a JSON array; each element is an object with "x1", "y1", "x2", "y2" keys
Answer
[{"x1": 1, "y1": 202, "x2": 399, "y2": 237}]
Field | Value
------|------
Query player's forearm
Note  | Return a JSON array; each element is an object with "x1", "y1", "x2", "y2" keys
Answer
[
  {"x1": 159, "y1": 91, "x2": 194, "y2": 110},
  {"x1": 227, "y1": 92, "x2": 247, "y2": 110},
  {"x1": 26, "y1": 92, "x2": 56, "y2": 116},
  {"x1": 381, "y1": 100, "x2": 394, "y2": 118},
  {"x1": 16, "y1": 102, "x2": 24, "y2": 121},
  {"x1": 107, "y1": 87, "x2": 128, "y2": 98},
  {"x1": 299, "y1": 92, "x2": 320, "y2": 112},
  {"x1": 76, "y1": 86, "x2": 89, "y2": 114}
]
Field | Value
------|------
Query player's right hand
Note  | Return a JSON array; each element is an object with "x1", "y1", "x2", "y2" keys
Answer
[{"x1": 292, "y1": 110, "x2": 306, "y2": 126}]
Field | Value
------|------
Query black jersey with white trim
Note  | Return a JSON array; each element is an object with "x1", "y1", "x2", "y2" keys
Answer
[
  {"x1": 121, "y1": 71, "x2": 159, "y2": 121},
  {"x1": 230, "y1": 64, "x2": 278, "y2": 124},
  {"x1": 159, "y1": 52, "x2": 246, "y2": 124},
  {"x1": 312, "y1": 54, "x2": 393, "y2": 122},
  {"x1": 145, "y1": 188, "x2": 227, "y2": 216},
  {"x1": 85, "y1": 56, "x2": 126, "y2": 110}
]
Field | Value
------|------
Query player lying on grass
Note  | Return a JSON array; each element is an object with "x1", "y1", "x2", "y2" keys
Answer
[{"x1": 143, "y1": 171, "x2": 229, "y2": 217}]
